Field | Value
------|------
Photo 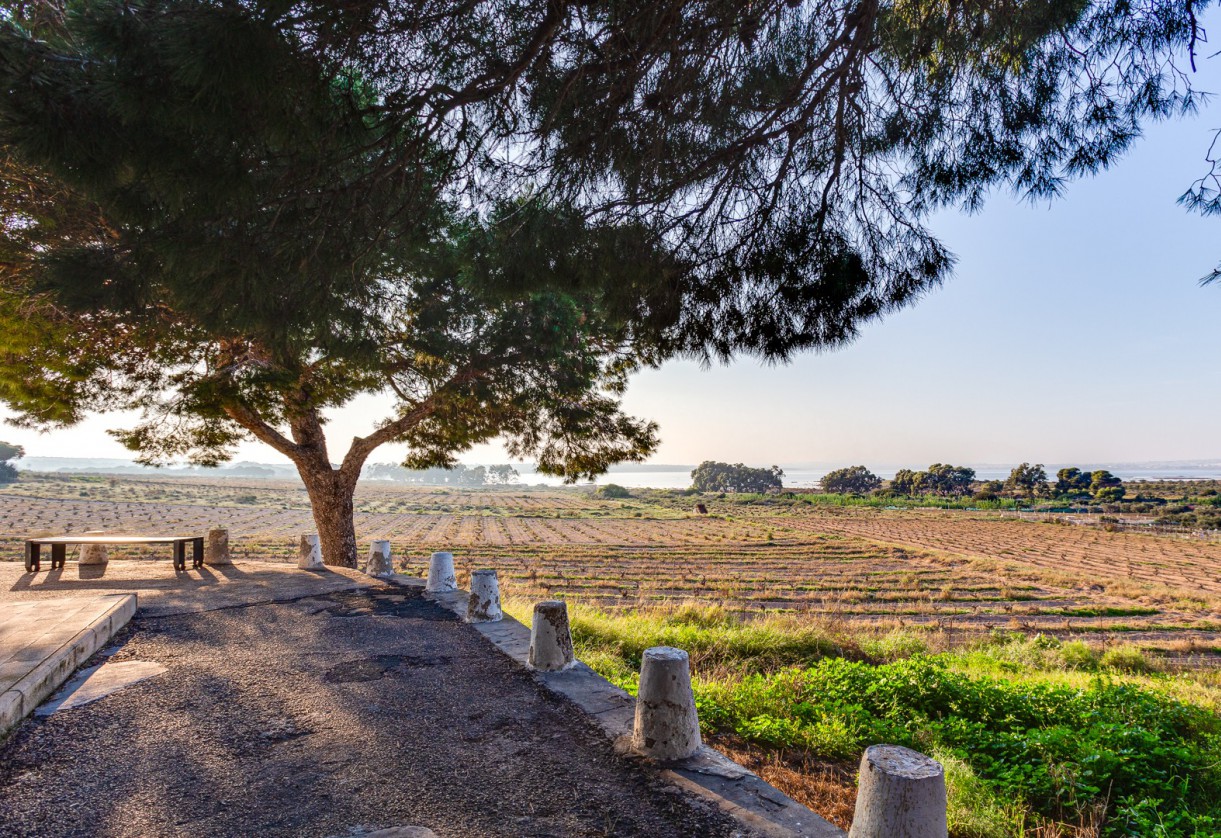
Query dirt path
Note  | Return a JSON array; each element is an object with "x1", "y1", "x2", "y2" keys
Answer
[{"x1": 0, "y1": 588, "x2": 739, "y2": 838}]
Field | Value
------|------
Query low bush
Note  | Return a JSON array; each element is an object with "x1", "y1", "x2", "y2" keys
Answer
[
  {"x1": 517, "y1": 601, "x2": 1221, "y2": 837},
  {"x1": 696, "y1": 658, "x2": 1220, "y2": 835}
]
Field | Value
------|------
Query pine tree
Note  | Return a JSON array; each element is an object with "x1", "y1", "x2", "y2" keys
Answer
[{"x1": 0, "y1": 1, "x2": 1208, "y2": 563}]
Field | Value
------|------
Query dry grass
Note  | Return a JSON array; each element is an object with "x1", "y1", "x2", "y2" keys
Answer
[{"x1": 4, "y1": 474, "x2": 1220, "y2": 654}]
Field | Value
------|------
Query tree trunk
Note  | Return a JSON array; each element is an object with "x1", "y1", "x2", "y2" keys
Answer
[{"x1": 301, "y1": 470, "x2": 359, "y2": 568}]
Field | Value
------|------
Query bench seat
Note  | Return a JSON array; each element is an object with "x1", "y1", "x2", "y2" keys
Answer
[{"x1": 24, "y1": 536, "x2": 205, "y2": 573}]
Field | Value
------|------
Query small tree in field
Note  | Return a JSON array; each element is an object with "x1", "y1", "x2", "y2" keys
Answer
[
  {"x1": 918, "y1": 464, "x2": 977, "y2": 497},
  {"x1": 1005, "y1": 463, "x2": 1048, "y2": 501},
  {"x1": 485, "y1": 465, "x2": 520, "y2": 486},
  {"x1": 821, "y1": 465, "x2": 882, "y2": 495},
  {"x1": 1055, "y1": 468, "x2": 1094, "y2": 496},
  {"x1": 890, "y1": 469, "x2": 922, "y2": 496},
  {"x1": 1090, "y1": 471, "x2": 1126, "y2": 501},
  {"x1": 974, "y1": 480, "x2": 1005, "y2": 501},
  {"x1": 691, "y1": 462, "x2": 784, "y2": 494}
]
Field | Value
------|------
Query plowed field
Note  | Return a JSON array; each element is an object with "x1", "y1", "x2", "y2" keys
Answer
[{"x1": 3, "y1": 474, "x2": 1219, "y2": 655}]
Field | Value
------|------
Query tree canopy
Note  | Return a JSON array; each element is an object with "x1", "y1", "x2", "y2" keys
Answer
[
  {"x1": 1005, "y1": 463, "x2": 1048, "y2": 500},
  {"x1": 0, "y1": 0, "x2": 1211, "y2": 563},
  {"x1": 691, "y1": 462, "x2": 784, "y2": 494},
  {"x1": 1055, "y1": 468, "x2": 1094, "y2": 495},
  {"x1": 0, "y1": 440, "x2": 22, "y2": 482},
  {"x1": 821, "y1": 465, "x2": 882, "y2": 495}
]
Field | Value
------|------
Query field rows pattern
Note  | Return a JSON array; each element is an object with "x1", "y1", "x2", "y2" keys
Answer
[{"x1": 2, "y1": 483, "x2": 1218, "y2": 647}]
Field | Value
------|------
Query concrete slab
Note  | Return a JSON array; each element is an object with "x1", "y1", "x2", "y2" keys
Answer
[
  {"x1": 0, "y1": 594, "x2": 136, "y2": 739},
  {"x1": 0, "y1": 559, "x2": 383, "y2": 617},
  {"x1": 35, "y1": 659, "x2": 167, "y2": 717}
]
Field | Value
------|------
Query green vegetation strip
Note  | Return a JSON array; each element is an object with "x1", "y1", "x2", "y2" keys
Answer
[{"x1": 504, "y1": 600, "x2": 1221, "y2": 838}]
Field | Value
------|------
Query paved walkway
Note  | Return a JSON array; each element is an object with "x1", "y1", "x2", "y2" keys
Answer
[
  {"x1": 1, "y1": 559, "x2": 380, "y2": 616},
  {"x1": 0, "y1": 595, "x2": 136, "y2": 736},
  {"x1": 0, "y1": 586, "x2": 741, "y2": 837}
]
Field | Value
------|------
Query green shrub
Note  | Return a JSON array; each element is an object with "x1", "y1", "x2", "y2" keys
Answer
[
  {"x1": 938, "y1": 751, "x2": 1025, "y2": 838},
  {"x1": 598, "y1": 483, "x2": 631, "y2": 498},
  {"x1": 1060, "y1": 641, "x2": 1098, "y2": 671},
  {"x1": 1100, "y1": 645, "x2": 1151, "y2": 673},
  {"x1": 696, "y1": 658, "x2": 1221, "y2": 834}
]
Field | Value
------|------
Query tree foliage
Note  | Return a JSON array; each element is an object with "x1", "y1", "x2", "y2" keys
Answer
[
  {"x1": 890, "y1": 469, "x2": 921, "y2": 496},
  {"x1": 691, "y1": 461, "x2": 784, "y2": 494},
  {"x1": 1005, "y1": 463, "x2": 1048, "y2": 500},
  {"x1": 918, "y1": 464, "x2": 977, "y2": 497},
  {"x1": 486, "y1": 464, "x2": 520, "y2": 485},
  {"x1": 0, "y1": 439, "x2": 22, "y2": 483},
  {"x1": 0, "y1": 0, "x2": 1209, "y2": 561},
  {"x1": 821, "y1": 465, "x2": 882, "y2": 495},
  {"x1": 1090, "y1": 470, "x2": 1126, "y2": 501},
  {"x1": 1055, "y1": 468, "x2": 1094, "y2": 496}
]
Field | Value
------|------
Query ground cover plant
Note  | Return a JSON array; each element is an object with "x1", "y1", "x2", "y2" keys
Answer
[{"x1": 502, "y1": 599, "x2": 1221, "y2": 837}]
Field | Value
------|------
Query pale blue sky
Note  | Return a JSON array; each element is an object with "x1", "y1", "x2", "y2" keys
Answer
[{"x1": 5, "y1": 59, "x2": 1220, "y2": 469}]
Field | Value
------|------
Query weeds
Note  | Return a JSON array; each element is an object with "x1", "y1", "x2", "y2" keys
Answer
[{"x1": 504, "y1": 599, "x2": 1221, "y2": 837}]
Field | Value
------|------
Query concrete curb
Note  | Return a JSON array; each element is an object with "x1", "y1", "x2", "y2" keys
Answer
[
  {"x1": 397, "y1": 579, "x2": 844, "y2": 838},
  {"x1": 0, "y1": 593, "x2": 137, "y2": 740}
]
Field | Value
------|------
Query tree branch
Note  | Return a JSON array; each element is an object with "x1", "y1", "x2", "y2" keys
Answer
[
  {"x1": 338, "y1": 366, "x2": 487, "y2": 487},
  {"x1": 222, "y1": 401, "x2": 303, "y2": 463}
]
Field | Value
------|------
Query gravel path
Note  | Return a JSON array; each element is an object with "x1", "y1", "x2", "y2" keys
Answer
[{"x1": 0, "y1": 588, "x2": 740, "y2": 837}]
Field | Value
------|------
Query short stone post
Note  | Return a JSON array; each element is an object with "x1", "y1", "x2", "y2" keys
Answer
[
  {"x1": 366, "y1": 540, "x2": 394, "y2": 577},
  {"x1": 528, "y1": 600, "x2": 575, "y2": 671},
  {"x1": 205, "y1": 527, "x2": 231, "y2": 566},
  {"x1": 79, "y1": 530, "x2": 108, "y2": 566},
  {"x1": 297, "y1": 534, "x2": 323, "y2": 569},
  {"x1": 426, "y1": 551, "x2": 457, "y2": 592},
  {"x1": 467, "y1": 569, "x2": 503, "y2": 622},
  {"x1": 631, "y1": 646, "x2": 701, "y2": 760},
  {"x1": 848, "y1": 745, "x2": 947, "y2": 838}
]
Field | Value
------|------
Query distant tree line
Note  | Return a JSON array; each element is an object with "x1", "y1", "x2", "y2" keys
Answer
[
  {"x1": 890, "y1": 464, "x2": 978, "y2": 497},
  {"x1": 364, "y1": 463, "x2": 519, "y2": 486},
  {"x1": 814, "y1": 461, "x2": 1130, "y2": 503},
  {"x1": 690, "y1": 462, "x2": 784, "y2": 493}
]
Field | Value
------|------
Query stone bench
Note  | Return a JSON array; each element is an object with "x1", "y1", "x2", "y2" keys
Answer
[{"x1": 25, "y1": 535, "x2": 205, "y2": 573}]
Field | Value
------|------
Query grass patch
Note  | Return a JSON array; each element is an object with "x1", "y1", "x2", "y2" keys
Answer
[{"x1": 506, "y1": 600, "x2": 1221, "y2": 837}]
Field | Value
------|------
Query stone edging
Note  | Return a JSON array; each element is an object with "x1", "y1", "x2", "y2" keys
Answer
[
  {"x1": 385, "y1": 575, "x2": 845, "y2": 838},
  {"x1": 0, "y1": 593, "x2": 137, "y2": 740}
]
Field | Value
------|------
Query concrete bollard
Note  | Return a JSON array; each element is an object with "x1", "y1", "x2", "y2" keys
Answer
[
  {"x1": 528, "y1": 600, "x2": 575, "y2": 671},
  {"x1": 79, "y1": 530, "x2": 108, "y2": 565},
  {"x1": 467, "y1": 569, "x2": 503, "y2": 622},
  {"x1": 631, "y1": 646, "x2": 701, "y2": 760},
  {"x1": 426, "y1": 551, "x2": 457, "y2": 592},
  {"x1": 297, "y1": 534, "x2": 323, "y2": 569},
  {"x1": 366, "y1": 540, "x2": 394, "y2": 577},
  {"x1": 848, "y1": 745, "x2": 947, "y2": 838},
  {"x1": 205, "y1": 527, "x2": 231, "y2": 566}
]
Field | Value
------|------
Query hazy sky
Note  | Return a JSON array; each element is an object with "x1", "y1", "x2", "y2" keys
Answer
[{"x1": 5, "y1": 60, "x2": 1220, "y2": 469}]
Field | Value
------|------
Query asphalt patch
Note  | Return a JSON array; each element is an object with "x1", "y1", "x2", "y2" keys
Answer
[{"x1": 0, "y1": 587, "x2": 740, "y2": 838}]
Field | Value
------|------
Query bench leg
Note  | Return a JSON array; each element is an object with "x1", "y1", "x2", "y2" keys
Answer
[
  {"x1": 173, "y1": 541, "x2": 185, "y2": 572},
  {"x1": 51, "y1": 543, "x2": 66, "y2": 571},
  {"x1": 192, "y1": 538, "x2": 204, "y2": 569},
  {"x1": 24, "y1": 542, "x2": 39, "y2": 573}
]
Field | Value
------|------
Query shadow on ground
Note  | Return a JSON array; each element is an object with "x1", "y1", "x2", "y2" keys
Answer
[{"x1": 0, "y1": 588, "x2": 739, "y2": 838}]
